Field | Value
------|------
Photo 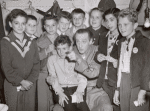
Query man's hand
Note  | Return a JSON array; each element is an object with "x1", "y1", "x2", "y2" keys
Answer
[
  {"x1": 58, "y1": 92, "x2": 69, "y2": 107},
  {"x1": 20, "y1": 80, "x2": 33, "y2": 90},
  {"x1": 113, "y1": 90, "x2": 120, "y2": 106},
  {"x1": 137, "y1": 90, "x2": 146, "y2": 106},
  {"x1": 97, "y1": 54, "x2": 106, "y2": 62}
]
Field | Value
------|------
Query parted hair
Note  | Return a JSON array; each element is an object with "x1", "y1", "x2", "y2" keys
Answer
[
  {"x1": 58, "y1": 11, "x2": 72, "y2": 21},
  {"x1": 43, "y1": 14, "x2": 58, "y2": 25},
  {"x1": 54, "y1": 35, "x2": 72, "y2": 47},
  {"x1": 71, "y1": 8, "x2": 85, "y2": 17},
  {"x1": 89, "y1": 7, "x2": 104, "y2": 16},
  {"x1": 27, "y1": 15, "x2": 37, "y2": 22},
  {"x1": 8, "y1": 9, "x2": 27, "y2": 22},
  {"x1": 103, "y1": 8, "x2": 120, "y2": 20},
  {"x1": 118, "y1": 8, "x2": 138, "y2": 23}
]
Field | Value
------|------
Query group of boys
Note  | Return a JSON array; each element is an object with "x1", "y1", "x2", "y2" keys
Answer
[{"x1": 22, "y1": 5, "x2": 150, "y2": 111}]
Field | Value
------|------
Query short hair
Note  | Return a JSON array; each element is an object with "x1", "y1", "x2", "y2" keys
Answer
[
  {"x1": 74, "y1": 29, "x2": 93, "y2": 40},
  {"x1": 103, "y1": 8, "x2": 120, "y2": 20},
  {"x1": 54, "y1": 35, "x2": 72, "y2": 47},
  {"x1": 71, "y1": 8, "x2": 85, "y2": 17},
  {"x1": 27, "y1": 15, "x2": 37, "y2": 22},
  {"x1": 58, "y1": 11, "x2": 72, "y2": 21},
  {"x1": 89, "y1": 7, "x2": 104, "y2": 17},
  {"x1": 118, "y1": 8, "x2": 138, "y2": 23},
  {"x1": 8, "y1": 9, "x2": 27, "y2": 22},
  {"x1": 43, "y1": 14, "x2": 58, "y2": 25}
]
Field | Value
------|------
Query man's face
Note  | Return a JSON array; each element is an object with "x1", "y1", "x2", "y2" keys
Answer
[
  {"x1": 72, "y1": 13, "x2": 85, "y2": 27},
  {"x1": 25, "y1": 19, "x2": 37, "y2": 35},
  {"x1": 90, "y1": 10, "x2": 103, "y2": 30},
  {"x1": 76, "y1": 33, "x2": 92, "y2": 54},
  {"x1": 44, "y1": 19, "x2": 57, "y2": 35},
  {"x1": 56, "y1": 43, "x2": 70, "y2": 59},
  {"x1": 118, "y1": 16, "x2": 138, "y2": 38},
  {"x1": 58, "y1": 17, "x2": 70, "y2": 33}
]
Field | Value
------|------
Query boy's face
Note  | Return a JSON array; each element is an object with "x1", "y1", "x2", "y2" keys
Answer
[
  {"x1": 90, "y1": 10, "x2": 103, "y2": 30},
  {"x1": 72, "y1": 13, "x2": 85, "y2": 27},
  {"x1": 118, "y1": 16, "x2": 138, "y2": 38},
  {"x1": 58, "y1": 17, "x2": 70, "y2": 33},
  {"x1": 56, "y1": 43, "x2": 70, "y2": 59},
  {"x1": 76, "y1": 33, "x2": 92, "y2": 54},
  {"x1": 105, "y1": 14, "x2": 117, "y2": 32},
  {"x1": 25, "y1": 19, "x2": 37, "y2": 35},
  {"x1": 44, "y1": 19, "x2": 57, "y2": 35},
  {"x1": 9, "y1": 16, "x2": 26, "y2": 34}
]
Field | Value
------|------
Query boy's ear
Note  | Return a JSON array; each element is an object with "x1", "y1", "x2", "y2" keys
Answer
[
  {"x1": 44, "y1": 25, "x2": 46, "y2": 29},
  {"x1": 89, "y1": 38, "x2": 93, "y2": 44},
  {"x1": 134, "y1": 22, "x2": 138, "y2": 29},
  {"x1": 83, "y1": 17, "x2": 86, "y2": 23},
  {"x1": 9, "y1": 21, "x2": 12, "y2": 28}
]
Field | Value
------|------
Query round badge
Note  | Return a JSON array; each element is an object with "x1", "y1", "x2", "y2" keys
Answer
[
  {"x1": 133, "y1": 47, "x2": 138, "y2": 53},
  {"x1": 116, "y1": 40, "x2": 119, "y2": 45}
]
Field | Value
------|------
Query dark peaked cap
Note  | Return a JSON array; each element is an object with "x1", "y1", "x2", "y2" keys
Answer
[{"x1": 36, "y1": 0, "x2": 62, "y2": 17}]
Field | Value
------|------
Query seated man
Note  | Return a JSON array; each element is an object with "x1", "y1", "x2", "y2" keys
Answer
[
  {"x1": 46, "y1": 35, "x2": 90, "y2": 111},
  {"x1": 67, "y1": 29, "x2": 113, "y2": 111}
]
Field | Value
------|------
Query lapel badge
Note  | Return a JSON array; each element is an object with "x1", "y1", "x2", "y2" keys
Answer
[
  {"x1": 116, "y1": 40, "x2": 119, "y2": 45},
  {"x1": 133, "y1": 47, "x2": 138, "y2": 53}
]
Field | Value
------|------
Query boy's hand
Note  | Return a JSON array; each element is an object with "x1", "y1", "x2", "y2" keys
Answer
[
  {"x1": 105, "y1": 56, "x2": 118, "y2": 68},
  {"x1": 137, "y1": 90, "x2": 146, "y2": 106},
  {"x1": 97, "y1": 54, "x2": 106, "y2": 62},
  {"x1": 46, "y1": 75, "x2": 56, "y2": 85},
  {"x1": 67, "y1": 51, "x2": 78, "y2": 61},
  {"x1": 58, "y1": 92, "x2": 69, "y2": 107},
  {"x1": 20, "y1": 86, "x2": 26, "y2": 91},
  {"x1": 74, "y1": 92, "x2": 83, "y2": 103},
  {"x1": 20, "y1": 80, "x2": 33, "y2": 90},
  {"x1": 53, "y1": 104, "x2": 64, "y2": 111},
  {"x1": 113, "y1": 90, "x2": 120, "y2": 106},
  {"x1": 46, "y1": 44, "x2": 54, "y2": 54}
]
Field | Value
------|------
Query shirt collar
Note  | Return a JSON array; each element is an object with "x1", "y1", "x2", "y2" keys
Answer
[
  {"x1": 106, "y1": 31, "x2": 119, "y2": 38},
  {"x1": 57, "y1": 29, "x2": 65, "y2": 35},
  {"x1": 8, "y1": 31, "x2": 30, "y2": 42},
  {"x1": 25, "y1": 32, "x2": 36, "y2": 39}
]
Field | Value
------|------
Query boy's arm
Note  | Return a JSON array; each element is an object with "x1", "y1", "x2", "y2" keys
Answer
[
  {"x1": 0, "y1": 39, "x2": 23, "y2": 86},
  {"x1": 27, "y1": 40, "x2": 40, "y2": 83},
  {"x1": 37, "y1": 36, "x2": 53, "y2": 60},
  {"x1": 75, "y1": 58, "x2": 100, "y2": 79},
  {"x1": 75, "y1": 73, "x2": 87, "y2": 94},
  {"x1": 47, "y1": 56, "x2": 64, "y2": 94}
]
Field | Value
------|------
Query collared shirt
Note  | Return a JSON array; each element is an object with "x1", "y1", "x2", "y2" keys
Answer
[
  {"x1": 57, "y1": 29, "x2": 66, "y2": 35},
  {"x1": 122, "y1": 37, "x2": 135, "y2": 73},
  {"x1": 86, "y1": 26, "x2": 108, "y2": 45},
  {"x1": 47, "y1": 54, "x2": 87, "y2": 94},
  {"x1": 105, "y1": 31, "x2": 119, "y2": 79},
  {"x1": 25, "y1": 32, "x2": 37, "y2": 40},
  {"x1": 72, "y1": 24, "x2": 87, "y2": 34}
]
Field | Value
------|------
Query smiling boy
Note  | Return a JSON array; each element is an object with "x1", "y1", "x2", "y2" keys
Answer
[{"x1": 113, "y1": 8, "x2": 150, "y2": 111}]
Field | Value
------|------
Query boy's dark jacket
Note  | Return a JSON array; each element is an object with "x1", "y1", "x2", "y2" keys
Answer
[
  {"x1": 118, "y1": 30, "x2": 150, "y2": 91},
  {"x1": 95, "y1": 31, "x2": 122, "y2": 88}
]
